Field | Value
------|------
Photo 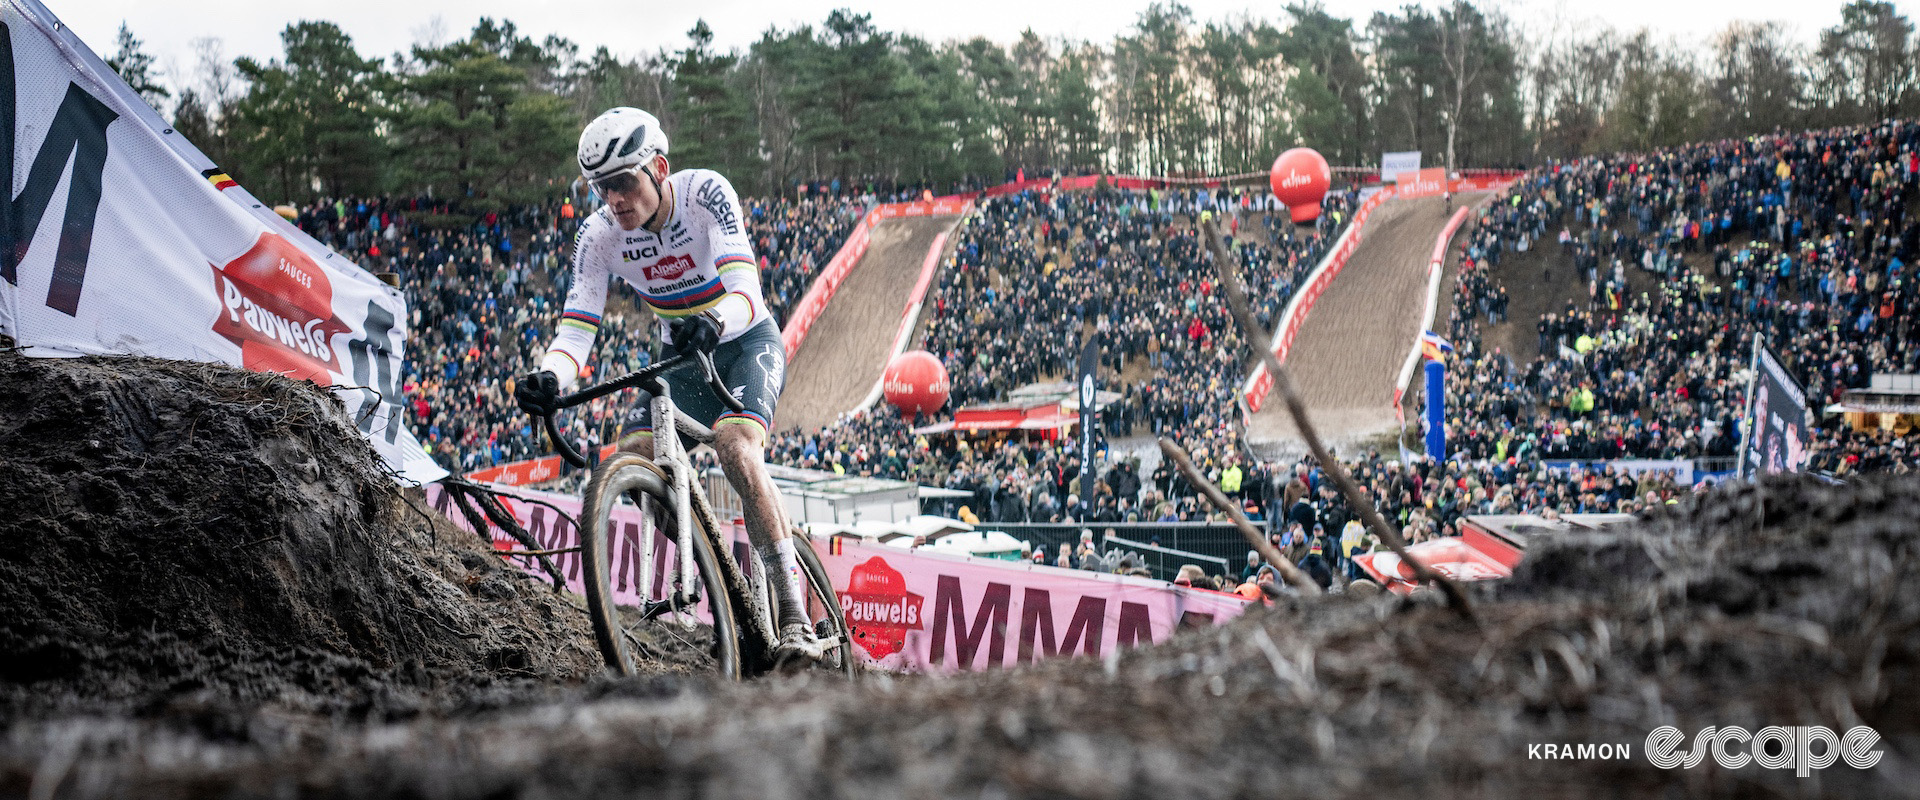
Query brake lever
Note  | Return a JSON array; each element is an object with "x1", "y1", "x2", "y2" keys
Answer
[
  {"x1": 543, "y1": 412, "x2": 590, "y2": 469},
  {"x1": 697, "y1": 351, "x2": 746, "y2": 413}
]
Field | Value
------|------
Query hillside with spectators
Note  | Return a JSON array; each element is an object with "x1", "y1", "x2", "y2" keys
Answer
[
  {"x1": 755, "y1": 121, "x2": 1917, "y2": 568},
  {"x1": 767, "y1": 185, "x2": 1356, "y2": 522},
  {"x1": 1440, "y1": 121, "x2": 1918, "y2": 472},
  {"x1": 280, "y1": 121, "x2": 1918, "y2": 565}
]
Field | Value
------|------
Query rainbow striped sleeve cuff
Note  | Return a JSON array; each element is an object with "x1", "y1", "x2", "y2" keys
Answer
[
  {"x1": 716, "y1": 408, "x2": 770, "y2": 434},
  {"x1": 548, "y1": 349, "x2": 581, "y2": 375},
  {"x1": 560, "y1": 309, "x2": 602, "y2": 333},
  {"x1": 715, "y1": 253, "x2": 757, "y2": 274}
]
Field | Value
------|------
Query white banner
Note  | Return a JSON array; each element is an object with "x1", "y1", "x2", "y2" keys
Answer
[
  {"x1": 1381, "y1": 151, "x2": 1421, "y2": 181},
  {"x1": 0, "y1": 0, "x2": 444, "y2": 483}
]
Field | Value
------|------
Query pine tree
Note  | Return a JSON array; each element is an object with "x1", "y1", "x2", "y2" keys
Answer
[
  {"x1": 228, "y1": 22, "x2": 386, "y2": 202},
  {"x1": 104, "y1": 23, "x2": 169, "y2": 107},
  {"x1": 670, "y1": 21, "x2": 760, "y2": 185},
  {"x1": 392, "y1": 18, "x2": 578, "y2": 208}
]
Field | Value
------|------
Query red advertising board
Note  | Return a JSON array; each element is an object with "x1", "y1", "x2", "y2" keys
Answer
[
  {"x1": 1353, "y1": 536, "x2": 1514, "y2": 594},
  {"x1": 1394, "y1": 168, "x2": 1449, "y2": 198}
]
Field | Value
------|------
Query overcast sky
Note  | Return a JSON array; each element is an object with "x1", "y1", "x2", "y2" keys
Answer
[{"x1": 65, "y1": 0, "x2": 1899, "y2": 96}]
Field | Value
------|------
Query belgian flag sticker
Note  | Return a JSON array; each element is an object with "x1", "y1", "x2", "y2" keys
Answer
[{"x1": 202, "y1": 167, "x2": 237, "y2": 191}]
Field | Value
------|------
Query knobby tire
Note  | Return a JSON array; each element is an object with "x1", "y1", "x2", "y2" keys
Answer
[
  {"x1": 582, "y1": 453, "x2": 741, "y2": 680},
  {"x1": 792, "y1": 533, "x2": 858, "y2": 677}
]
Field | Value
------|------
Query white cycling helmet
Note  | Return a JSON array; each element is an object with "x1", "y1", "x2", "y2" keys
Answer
[{"x1": 577, "y1": 107, "x2": 669, "y2": 184}]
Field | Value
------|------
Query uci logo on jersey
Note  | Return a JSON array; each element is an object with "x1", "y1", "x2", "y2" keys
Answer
[{"x1": 621, "y1": 245, "x2": 660, "y2": 262}]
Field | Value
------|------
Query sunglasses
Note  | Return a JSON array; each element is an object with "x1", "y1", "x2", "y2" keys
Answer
[{"x1": 591, "y1": 165, "x2": 648, "y2": 196}]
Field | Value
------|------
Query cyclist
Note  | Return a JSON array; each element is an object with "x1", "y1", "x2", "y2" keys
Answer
[{"x1": 516, "y1": 107, "x2": 822, "y2": 662}]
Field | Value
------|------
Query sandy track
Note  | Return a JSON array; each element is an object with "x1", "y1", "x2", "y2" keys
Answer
[
  {"x1": 1248, "y1": 194, "x2": 1484, "y2": 456},
  {"x1": 778, "y1": 215, "x2": 957, "y2": 433}
]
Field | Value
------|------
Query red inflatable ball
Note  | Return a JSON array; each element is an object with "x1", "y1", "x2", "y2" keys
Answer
[
  {"x1": 882, "y1": 350, "x2": 950, "y2": 416},
  {"x1": 1270, "y1": 147, "x2": 1332, "y2": 224}
]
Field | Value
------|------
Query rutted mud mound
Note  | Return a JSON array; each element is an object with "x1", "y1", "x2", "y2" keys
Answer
[
  {"x1": 0, "y1": 350, "x2": 607, "y2": 722},
  {"x1": 6, "y1": 435, "x2": 1919, "y2": 798}
]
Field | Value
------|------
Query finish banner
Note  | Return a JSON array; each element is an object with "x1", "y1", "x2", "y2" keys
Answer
[
  {"x1": 0, "y1": 0, "x2": 444, "y2": 483},
  {"x1": 1739, "y1": 341, "x2": 1811, "y2": 479},
  {"x1": 425, "y1": 482, "x2": 1251, "y2": 673}
]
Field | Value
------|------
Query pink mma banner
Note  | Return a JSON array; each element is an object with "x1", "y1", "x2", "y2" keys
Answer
[
  {"x1": 423, "y1": 483, "x2": 1250, "y2": 672},
  {"x1": 816, "y1": 537, "x2": 1251, "y2": 673}
]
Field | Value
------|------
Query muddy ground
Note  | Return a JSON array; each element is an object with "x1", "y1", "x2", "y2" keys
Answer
[{"x1": 2, "y1": 350, "x2": 1918, "y2": 798}]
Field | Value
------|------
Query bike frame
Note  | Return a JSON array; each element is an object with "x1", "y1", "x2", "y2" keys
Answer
[
  {"x1": 539, "y1": 353, "x2": 807, "y2": 668},
  {"x1": 639, "y1": 386, "x2": 781, "y2": 645}
]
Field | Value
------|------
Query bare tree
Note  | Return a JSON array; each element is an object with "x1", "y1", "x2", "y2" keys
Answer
[
  {"x1": 1815, "y1": 0, "x2": 1914, "y2": 122},
  {"x1": 411, "y1": 15, "x2": 449, "y2": 51},
  {"x1": 1435, "y1": 1, "x2": 1503, "y2": 174},
  {"x1": 1710, "y1": 21, "x2": 1802, "y2": 137},
  {"x1": 190, "y1": 37, "x2": 237, "y2": 110}
]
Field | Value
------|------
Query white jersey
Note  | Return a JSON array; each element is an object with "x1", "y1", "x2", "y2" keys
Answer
[{"x1": 540, "y1": 169, "x2": 769, "y2": 389}]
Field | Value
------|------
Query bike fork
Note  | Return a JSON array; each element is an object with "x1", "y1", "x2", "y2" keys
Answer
[{"x1": 658, "y1": 392, "x2": 701, "y2": 611}]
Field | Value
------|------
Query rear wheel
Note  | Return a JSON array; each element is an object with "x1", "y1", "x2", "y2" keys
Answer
[
  {"x1": 791, "y1": 533, "x2": 858, "y2": 677},
  {"x1": 582, "y1": 454, "x2": 741, "y2": 680}
]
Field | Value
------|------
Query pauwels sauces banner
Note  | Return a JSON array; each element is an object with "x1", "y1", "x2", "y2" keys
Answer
[
  {"x1": 209, "y1": 233, "x2": 352, "y2": 381},
  {"x1": 818, "y1": 537, "x2": 1252, "y2": 673},
  {"x1": 0, "y1": 0, "x2": 443, "y2": 483}
]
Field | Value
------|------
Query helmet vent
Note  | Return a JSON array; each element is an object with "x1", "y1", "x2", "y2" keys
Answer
[{"x1": 617, "y1": 126, "x2": 647, "y2": 158}]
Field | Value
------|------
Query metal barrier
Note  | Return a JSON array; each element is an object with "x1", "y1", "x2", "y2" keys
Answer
[
  {"x1": 1103, "y1": 535, "x2": 1231, "y2": 581},
  {"x1": 1694, "y1": 457, "x2": 1739, "y2": 474},
  {"x1": 980, "y1": 522, "x2": 1255, "y2": 570}
]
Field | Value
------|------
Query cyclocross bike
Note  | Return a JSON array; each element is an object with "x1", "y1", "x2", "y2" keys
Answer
[{"x1": 534, "y1": 352, "x2": 854, "y2": 679}]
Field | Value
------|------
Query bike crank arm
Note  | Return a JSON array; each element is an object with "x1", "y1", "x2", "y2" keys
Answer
[{"x1": 636, "y1": 592, "x2": 700, "y2": 623}]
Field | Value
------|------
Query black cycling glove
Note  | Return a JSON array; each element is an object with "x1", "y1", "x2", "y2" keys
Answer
[
  {"x1": 515, "y1": 370, "x2": 560, "y2": 417},
  {"x1": 668, "y1": 313, "x2": 722, "y2": 357}
]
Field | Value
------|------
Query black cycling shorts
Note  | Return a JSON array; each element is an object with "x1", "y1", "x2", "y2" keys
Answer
[{"x1": 618, "y1": 317, "x2": 784, "y2": 443}]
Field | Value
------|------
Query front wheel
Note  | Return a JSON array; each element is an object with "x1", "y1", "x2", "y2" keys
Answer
[{"x1": 582, "y1": 454, "x2": 741, "y2": 680}]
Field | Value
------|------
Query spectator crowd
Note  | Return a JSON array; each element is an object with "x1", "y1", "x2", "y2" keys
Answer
[
  {"x1": 766, "y1": 184, "x2": 1357, "y2": 527},
  {"x1": 1439, "y1": 120, "x2": 1918, "y2": 480},
  {"x1": 769, "y1": 121, "x2": 1918, "y2": 578},
  {"x1": 287, "y1": 123, "x2": 1920, "y2": 581}
]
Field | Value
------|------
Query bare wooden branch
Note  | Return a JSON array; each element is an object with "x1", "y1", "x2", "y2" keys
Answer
[
  {"x1": 499, "y1": 547, "x2": 581, "y2": 557},
  {"x1": 1157, "y1": 436, "x2": 1321, "y2": 595},
  {"x1": 1200, "y1": 217, "x2": 1475, "y2": 622}
]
